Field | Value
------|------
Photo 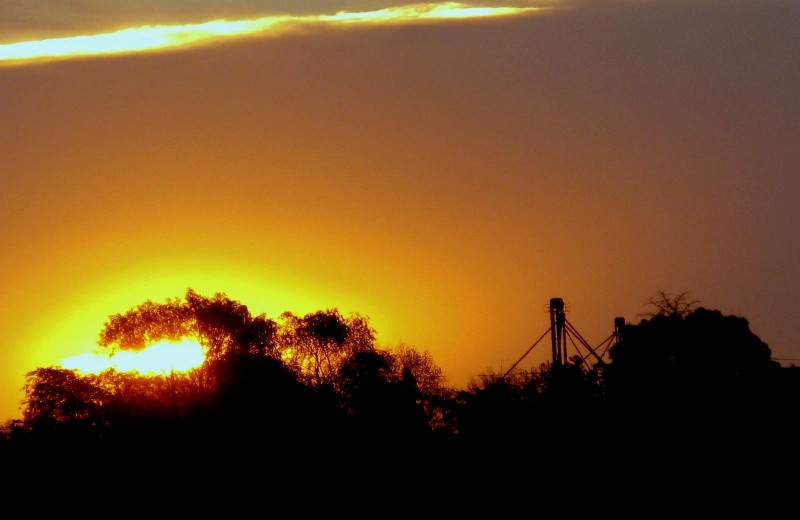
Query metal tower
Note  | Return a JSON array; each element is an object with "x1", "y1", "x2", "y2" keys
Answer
[
  {"x1": 550, "y1": 297, "x2": 567, "y2": 367},
  {"x1": 502, "y1": 297, "x2": 623, "y2": 378}
]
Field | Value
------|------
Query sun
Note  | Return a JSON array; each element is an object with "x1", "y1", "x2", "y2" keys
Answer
[{"x1": 61, "y1": 337, "x2": 206, "y2": 375}]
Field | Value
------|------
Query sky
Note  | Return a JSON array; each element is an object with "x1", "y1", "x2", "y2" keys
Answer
[{"x1": 1, "y1": 0, "x2": 798, "y2": 423}]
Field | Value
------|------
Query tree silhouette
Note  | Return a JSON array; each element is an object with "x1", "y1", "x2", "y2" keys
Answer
[
  {"x1": 11, "y1": 290, "x2": 445, "y2": 454},
  {"x1": 381, "y1": 342, "x2": 455, "y2": 432},
  {"x1": 205, "y1": 350, "x2": 328, "y2": 444},
  {"x1": 383, "y1": 342, "x2": 451, "y2": 399},
  {"x1": 277, "y1": 309, "x2": 376, "y2": 387},
  {"x1": 8, "y1": 288, "x2": 800, "y2": 467},
  {"x1": 336, "y1": 350, "x2": 433, "y2": 445},
  {"x1": 100, "y1": 289, "x2": 279, "y2": 363},
  {"x1": 21, "y1": 367, "x2": 111, "y2": 442},
  {"x1": 447, "y1": 371, "x2": 539, "y2": 449},
  {"x1": 604, "y1": 304, "x2": 785, "y2": 448}
]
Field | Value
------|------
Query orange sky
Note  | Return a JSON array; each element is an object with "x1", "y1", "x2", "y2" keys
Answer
[{"x1": 1, "y1": 0, "x2": 798, "y2": 423}]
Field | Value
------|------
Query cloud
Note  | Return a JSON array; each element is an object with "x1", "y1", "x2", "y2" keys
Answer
[
  {"x1": 0, "y1": 1, "x2": 556, "y2": 45},
  {"x1": 0, "y1": 2, "x2": 545, "y2": 65}
]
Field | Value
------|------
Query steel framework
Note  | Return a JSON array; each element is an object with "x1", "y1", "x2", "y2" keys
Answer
[{"x1": 502, "y1": 297, "x2": 624, "y2": 378}]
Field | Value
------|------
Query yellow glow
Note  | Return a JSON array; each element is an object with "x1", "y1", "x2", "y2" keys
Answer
[
  {"x1": 0, "y1": 3, "x2": 542, "y2": 65},
  {"x1": 61, "y1": 338, "x2": 206, "y2": 375},
  {"x1": 319, "y1": 4, "x2": 526, "y2": 23}
]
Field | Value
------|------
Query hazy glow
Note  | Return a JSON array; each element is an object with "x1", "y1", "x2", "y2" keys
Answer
[
  {"x1": 61, "y1": 338, "x2": 206, "y2": 375},
  {"x1": 0, "y1": 3, "x2": 540, "y2": 64}
]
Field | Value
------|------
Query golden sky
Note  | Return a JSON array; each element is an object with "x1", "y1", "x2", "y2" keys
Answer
[{"x1": 1, "y1": 0, "x2": 798, "y2": 422}]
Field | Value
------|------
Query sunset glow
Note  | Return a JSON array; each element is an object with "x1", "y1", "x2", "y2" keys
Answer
[
  {"x1": 61, "y1": 338, "x2": 206, "y2": 375},
  {"x1": 1, "y1": 0, "x2": 797, "y2": 431},
  {"x1": 0, "y1": 3, "x2": 541, "y2": 65}
]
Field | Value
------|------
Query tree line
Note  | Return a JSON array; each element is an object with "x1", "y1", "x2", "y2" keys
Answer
[{"x1": 3, "y1": 289, "x2": 799, "y2": 463}]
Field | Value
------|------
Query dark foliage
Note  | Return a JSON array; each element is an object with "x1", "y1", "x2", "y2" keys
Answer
[{"x1": 3, "y1": 291, "x2": 800, "y2": 474}]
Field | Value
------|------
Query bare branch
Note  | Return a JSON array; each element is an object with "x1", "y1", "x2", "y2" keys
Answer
[{"x1": 638, "y1": 290, "x2": 700, "y2": 318}]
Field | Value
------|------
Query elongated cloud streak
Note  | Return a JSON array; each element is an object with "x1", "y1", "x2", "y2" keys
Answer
[{"x1": 0, "y1": 3, "x2": 542, "y2": 66}]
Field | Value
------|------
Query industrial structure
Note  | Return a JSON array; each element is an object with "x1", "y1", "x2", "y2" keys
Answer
[{"x1": 502, "y1": 297, "x2": 624, "y2": 378}]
